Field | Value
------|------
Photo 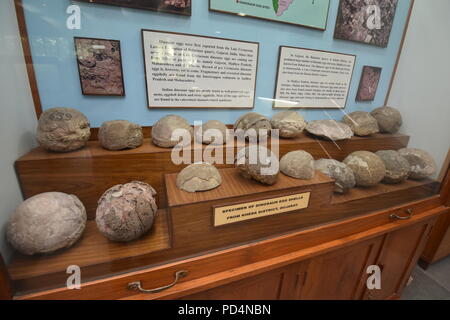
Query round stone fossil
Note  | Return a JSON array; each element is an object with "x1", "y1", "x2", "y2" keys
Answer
[
  {"x1": 270, "y1": 111, "x2": 307, "y2": 138},
  {"x1": 36, "y1": 107, "x2": 91, "y2": 152},
  {"x1": 370, "y1": 106, "x2": 403, "y2": 134},
  {"x1": 176, "y1": 162, "x2": 222, "y2": 193},
  {"x1": 236, "y1": 145, "x2": 279, "y2": 185},
  {"x1": 398, "y1": 148, "x2": 437, "y2": 180},
  {"x1": 195, "y1": 120, "x2": 228, "y2": 145},
  {"x1": 375, "y1": 150, "x2": 410, "y2": 184},
  {"x1": 234, "y1": 112, "x2": 271, "y2": 139},
  {"x1": 315, "y1": 159, "x2": 356, "y2": 193},
  {"x1": 152, "y1": 115, "x2": 193, "y2": 148},
  {"x1": 6, "y1": 192, "x2": 86, "y2": 255},
  {"x1": 99, "y1": 120, "x2": 143, "y2": 151},
  {"x1": 280, "y1": 151, "x2": 315, "y2": 180},
  {"x1": 342, "y1": 111, "x2": 379, "y2": 137},
  {"x1": 96, "y1": 181, "x2": 158, "y2": 242},
  {"x1": 305, "y1": 120, "x2": 353, "y2": 141},
  {"x1": 343, "y1": 151, "x2": 386, "y2": 187}
]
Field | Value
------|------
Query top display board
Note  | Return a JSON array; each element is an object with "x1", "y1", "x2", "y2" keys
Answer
[{"x1": 209, "y1": 0, "x2": 330, "y2": 30}]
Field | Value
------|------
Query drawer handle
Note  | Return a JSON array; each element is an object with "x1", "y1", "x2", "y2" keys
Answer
[
  {"x1": 127, "y1": 270, "x2": 188, "y2": 294},
  {"x1": 390, "y1": 209, "x2": 413, "y2": 221}
]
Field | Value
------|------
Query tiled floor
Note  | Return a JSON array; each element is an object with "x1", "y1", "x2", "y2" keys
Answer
[{"x1": 402, "y1": 256, "x2": 450, "y2": 300}]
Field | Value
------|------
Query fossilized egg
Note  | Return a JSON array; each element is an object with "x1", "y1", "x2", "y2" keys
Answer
[
  {"x1": 6, "y1": 192, "x2": 86, "y2": 255},
  {"x1": 234, "y1": 112, "x2": 271, "y2": 139},
  {"x1": 375, "y1": 150, "x2": 410, "y2": 184},
  {"x1": 195, "y1": 120, "x2": 229, "y2": 145},
  {"x1": 280, "y1": 151, "x2": 315, "y2": 180},
  {"x1": 342, "y1": 111, "x2": 379, "y2": 137},
  {"x1": 270, "y1": 111, "x2": 307, "y2": 138},
  {"x1": 315, "y1": 159, "x2": 356, "y2": 193},
  {"x1": 152, "y1": 115, "x2": 193, "y2": 148},
  {"x1": 343, "y1": 151, "x2": 386, "y2": 187},
  {"x1": 36, "y1": 107, "x2": 91, "y2": 152},
  {"x1": 305, "y1": 120, "x2": 353, "y2": 141},
  {"x1": 370, "y1": 106, "x2": 403, "y2": 134},
  {"x1": 96, "y1": 181, "x2": 158, "y2": 242},
  {"x1": 236, "y1": 145, "x2": 279, "y2": 185},
  {"x1": 99, "y1": 120, "x2": 143, "y2": 151},
  {"x1": 398, "y1": 148, "x2": 437, "y2": 180},
  {"x1": 176, "y1": 162, "x2": 222, "y2": 192}
]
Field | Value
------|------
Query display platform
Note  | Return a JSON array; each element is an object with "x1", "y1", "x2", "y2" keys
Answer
[
  {"x1": 15, "y1": 132, "x2": 410, "y2": 217},
  {"x1": 8, "y1": 168, "x2": 439, "y2": 295}
]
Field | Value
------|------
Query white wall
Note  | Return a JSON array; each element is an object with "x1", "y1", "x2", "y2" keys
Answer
[
  {"x1": 388, "y1": 0, "x2": 450, "y2": 178},
  {"x1": 0, "y1": 0, "x2": 37, "y2": 262}
]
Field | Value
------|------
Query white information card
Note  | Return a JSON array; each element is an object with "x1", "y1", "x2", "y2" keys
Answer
[{"x1": 274, "y1": 46, "x2": 356, "y2": 109}]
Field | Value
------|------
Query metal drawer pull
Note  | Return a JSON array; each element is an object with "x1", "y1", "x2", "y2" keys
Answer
[
  {"x1": 127, "y1": 270, "x2": 188, "y2": 294},
  {"x1": 390, "y1": 208, "x2": 413, "y2": 221}
]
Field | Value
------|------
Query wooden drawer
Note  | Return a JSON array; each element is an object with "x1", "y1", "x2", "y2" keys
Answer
[{"x1": 16, "y1": 197, "x2": 447, "y2": 300}]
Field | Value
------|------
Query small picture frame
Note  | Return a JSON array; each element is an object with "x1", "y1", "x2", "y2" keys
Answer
[
  {"x1": 74, "y1": 37, "x2": 125, "y2": 96},
  {"x1": 356, "y1": 66, "x2": 382, "y2": 101},
  {"x1": 75, "y1": 0, "x2": 191, "y2": 16}
]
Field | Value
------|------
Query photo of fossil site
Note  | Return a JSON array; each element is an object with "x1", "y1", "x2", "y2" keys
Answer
[
  {"x1": 75, "y1": 37, "x2": 125, "y2": 96},
  {"x1": 334, "y1": 0, "x2": 398, "y2": 47},
  {"x1": 76, "y1": 0, "x2": 192, "y2": 15}
]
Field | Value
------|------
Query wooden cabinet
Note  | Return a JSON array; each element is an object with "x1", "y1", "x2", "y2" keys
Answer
[
  {"x1": 363, "y1": 220, "x2": 434, "y2": 300},
  {"x1": 2, "y1": 136, "x2": 448, "y2": 300},
  {"x1": 180, "y1": 264, "x2": 303, "y2": 300},
  {"x1": 296, "y1": 237, "x2": 382, "y2": 300}
]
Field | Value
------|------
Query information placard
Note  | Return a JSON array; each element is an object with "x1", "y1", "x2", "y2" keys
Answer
[
  {"x1": 142, "y1": 30, "x2": 259, "y2": 108},
  {"x1": 274, "y1": 46, "x2": 356, "y2": 109},
  {"x1": 214, "y1": 192, "x2": 310, "y2": 227}
]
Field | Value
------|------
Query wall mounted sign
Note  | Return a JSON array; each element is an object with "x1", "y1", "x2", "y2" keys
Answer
[
  {"x1": 334, "y1": 0, "x2": 398, "y2": 48},
  {"x1": 356, "y1": 66, "x2": 382, "y2": 101},
  {"x1": 209, "y1": 0, "x2": 330, "y2": 30},
  {"x1": 142, "y1": 29, "x2": 259, "y2": 108},
  {"x1": 74, "y1": 37, "x2": 125, "y2": 96},
  {"x1": 76, "y1": 0, "x2": 192, "y2": 16},
  {"x1": 274, "y1": 46, "x2": 356, "y2": 109},
  {"x1": 214, "y1": 192, "x2": 311, "y2": 227}
]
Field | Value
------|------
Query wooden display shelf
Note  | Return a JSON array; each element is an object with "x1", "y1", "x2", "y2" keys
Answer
[
  {"x1": 332, "y1": 178, "x2": 439, "y2": 205},
  {"x1": 7, "y1": 174, "x2": 439, "y2": 295},
  {"x1": 15, "y1": 133, "x2": 410, "y2": 219},
  {"x1": 8, "y1": 209, "x2": 170, "y2": 281},
  {"x1": 166, "y1": 167, "x2": 334, "y2": 207}
]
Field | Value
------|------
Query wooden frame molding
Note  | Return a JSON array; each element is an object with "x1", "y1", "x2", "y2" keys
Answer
[
  {"x1": 0, "y1": 254, "x2": 13, "y2": 300},
  {"x1": 14, "y1": 0, "x2": 43, "y2": 118}
]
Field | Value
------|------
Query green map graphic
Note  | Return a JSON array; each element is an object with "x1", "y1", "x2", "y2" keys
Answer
[
  {"x1": 210, "y1": 0, "x2": 329, "y2": 30},
  {"x1": 273, "y1": 0, "x2": 279, "y2": 13}
]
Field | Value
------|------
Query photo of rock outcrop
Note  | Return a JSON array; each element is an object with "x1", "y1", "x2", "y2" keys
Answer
[
  {"x1": 334, "y1": 0, "x2": 398, "y2": 48},
  {"x1": 75, "y1": 0, "x2": 191, "y2": 16},
  {"x1": 75, "y1": 37, "x2": 125, "y2": 96},
  {"x1": 356, "y1": 66, "x2": 382, "y2": 101}
]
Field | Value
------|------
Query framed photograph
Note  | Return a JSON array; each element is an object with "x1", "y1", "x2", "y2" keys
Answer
[
  {"x1": 75, "y1": 0, "x2": 191, "y2": 16},
  {"x1": 209, "y1": 0, "x2": 330, "y2": 31},
  {"x1": 334, "y1": 0, "x2": 398, "y2": 48},
  {"x1": 273, "y1": 46, "x2": 356, "y2": 109},
  {"x1": 74, "y1": 37, "x2": 125, "y2": 96},
  {"x1": 141, "y1": 29, "x2": 259, "y2": 108},
  {"x1": 356, "y1": 66, "x2": 382, "y2": 101}
]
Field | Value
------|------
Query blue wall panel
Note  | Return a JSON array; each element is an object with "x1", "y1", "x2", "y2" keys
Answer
[{"x1": 23, "y1": 0, "x2": 412, "y2": 127}]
